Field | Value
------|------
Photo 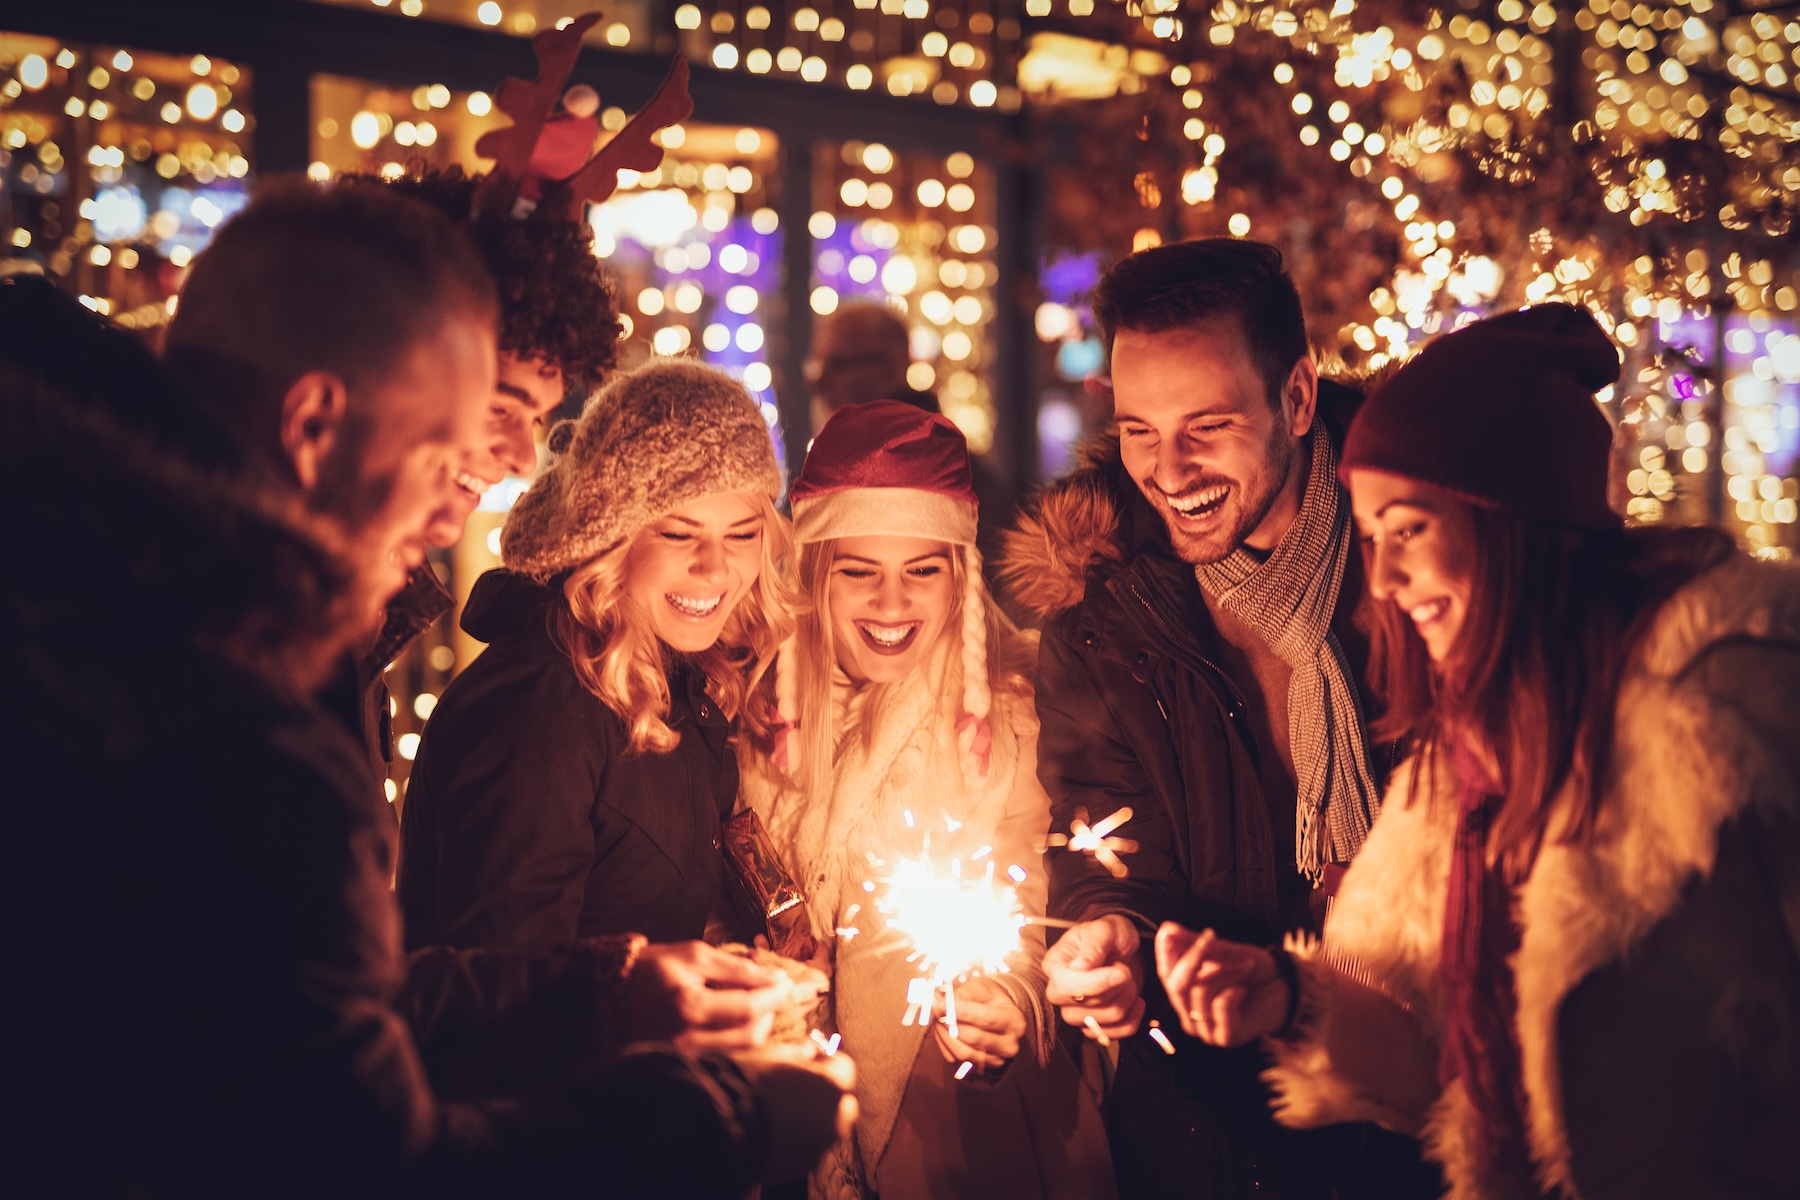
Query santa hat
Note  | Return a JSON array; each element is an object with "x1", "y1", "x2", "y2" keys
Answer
[{"x1": 779, "y1": 401, "x2": 990, "y2": 763}]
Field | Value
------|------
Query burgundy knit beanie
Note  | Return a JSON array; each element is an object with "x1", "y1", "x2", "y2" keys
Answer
[{"x1": 1341, "y1": 303, "x2": 1621, "y2": 530}]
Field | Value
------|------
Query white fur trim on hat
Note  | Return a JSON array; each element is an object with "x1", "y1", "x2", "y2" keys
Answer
[{"x1": 791, "y1": 487, "x2": 976, "y2": 546}]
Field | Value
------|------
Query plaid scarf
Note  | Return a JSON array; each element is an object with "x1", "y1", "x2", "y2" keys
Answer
[{"x1": 1195, "y1": 423, "x2": 1381, "y2": 882}]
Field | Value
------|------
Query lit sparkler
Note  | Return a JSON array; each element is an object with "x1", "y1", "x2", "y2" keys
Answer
[
  {"x1": 860, "y1": 844, "x2": 1030, "y2": 1047},
  {"x1": 1042, "y1": 806, "x2": 1139, "y2": 878}
]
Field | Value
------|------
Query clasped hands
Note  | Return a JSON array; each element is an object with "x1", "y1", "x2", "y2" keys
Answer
[
  {"x1": 625, "y1": 939, "x2": 825, "y2": 1051},
  {"x1": 624, "y1": 940, "x2": 855, "y2": 1174},
  {"x1": 1042, "y1": 915, "x2": 1291, "y2": 1047}
]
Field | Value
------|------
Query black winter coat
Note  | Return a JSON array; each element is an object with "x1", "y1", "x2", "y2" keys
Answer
[
  {"x1": 400, "y1": 569, "x2": 756, "y2": 952},
  {"x1": 998, "y1": 402, "x2": 1434, "y2": 1200},
  {"x1": 0, "y1": 280, "x2": 779, "y2": 1199}
]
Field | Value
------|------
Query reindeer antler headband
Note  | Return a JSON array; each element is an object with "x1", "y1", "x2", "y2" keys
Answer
[{"x1": 472, "y1": 12, "x2": 694, "y2": 222}]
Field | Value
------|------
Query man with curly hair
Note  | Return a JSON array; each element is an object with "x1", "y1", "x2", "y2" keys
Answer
[
  {"x1": 355, "y1": 165, "x2": 624, "y2": 544},
  {"x1": 337, "y1": 166, "x2": 624, "y2": 772}
]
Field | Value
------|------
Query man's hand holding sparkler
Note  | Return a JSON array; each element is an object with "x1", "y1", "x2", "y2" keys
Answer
[
  {"x1": 1043, "y1": 913, "x2": 1146, "y2": 1041},
  {"x1": 930, "y1": 974, "x2": 1027, "y2": 1071},
  {"x1": 626, "y1": 940, "x2": 824, "y2": 1051}
]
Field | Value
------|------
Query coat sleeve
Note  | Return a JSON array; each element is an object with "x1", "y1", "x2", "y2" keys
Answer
[
  {"x1": 1033, "y1": 618, "x2": 1192, "y2": 933},
  {"x1": 245, "y1": 729, "x2": 771, "y2": 1199},
  {"x1": 398, "y1": 935, "x2": 645, "y2": 1100},
  {"x1": 404, "y1": 663, "x2": 610, "y2": 952},
  {"x1": 1259, "y1": 757, "x2": 1446, "y2": 1137}
]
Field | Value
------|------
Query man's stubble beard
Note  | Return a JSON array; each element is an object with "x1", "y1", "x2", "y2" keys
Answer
[
  {"x1": 307, "y1": 410, "x2": 409, "y2": 637},
  {"x1": 1159, "y1": 419, "x2": 1298, "y2": 566}
]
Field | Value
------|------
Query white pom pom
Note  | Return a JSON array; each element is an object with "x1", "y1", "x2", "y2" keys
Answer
[
  {"x1": 562, "y1": 84, "x2": 600, "y2": 118},
  {"x1": 960, "y1": 545, "x2": 990, "y2": 722}
]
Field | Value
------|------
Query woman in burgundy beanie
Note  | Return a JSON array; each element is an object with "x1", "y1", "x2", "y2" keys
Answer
[{"x1": 1154, "y1": 304, "x2": 1800, "y2": 1199}]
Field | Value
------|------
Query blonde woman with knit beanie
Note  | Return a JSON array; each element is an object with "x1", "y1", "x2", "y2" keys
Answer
[
  {"x1": 740, "y1": 400, "x2": 1115, "y2": 1199},
  {"x1": 399, "y1": 361, "x2": 800, "y2": 968}
]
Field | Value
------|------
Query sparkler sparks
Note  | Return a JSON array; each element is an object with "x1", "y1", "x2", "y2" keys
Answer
[
  {"x1": 1042, "y1": 806, "x2": 1139, "y2": 878},
  {"x1": 858, "y1": 844, "x2": 1031, "y2": 1058}
]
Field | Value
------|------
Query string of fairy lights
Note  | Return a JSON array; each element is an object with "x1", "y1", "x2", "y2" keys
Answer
[{"x1": 3, "y1": 2, "x2": 1796, "y2": 557}]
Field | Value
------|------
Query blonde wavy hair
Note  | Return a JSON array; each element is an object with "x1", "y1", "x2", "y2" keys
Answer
[
  {"x1": 781, "y1": 538, "x2": 1028, "y2": 804},
  {"x1": 552, "y1": 493, "x2": 797, "y2": 754}
]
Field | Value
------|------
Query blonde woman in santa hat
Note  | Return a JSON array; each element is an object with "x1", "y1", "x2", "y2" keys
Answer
[
  {"x1": 399, "y1": 361, "x2": 801, "y2": 969},
  {"x1": 740, "y1": 400, "x2": 1115, "y2": 1199}
]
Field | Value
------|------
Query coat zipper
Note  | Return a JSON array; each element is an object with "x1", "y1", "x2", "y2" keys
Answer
[{"x1": 1125, "y1": 580, "x2": 1251, "y2": 719}]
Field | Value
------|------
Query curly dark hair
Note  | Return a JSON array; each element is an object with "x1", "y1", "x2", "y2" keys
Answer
[{"x1": 342, "y1": 166, "x2": 623, "y2": 394}]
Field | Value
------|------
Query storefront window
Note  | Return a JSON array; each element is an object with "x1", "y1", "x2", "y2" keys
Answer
[
  {"x1": 301, "y1": 0, "x2": 658, "y2": 52},
  {"x1": 2, "y1": 35, "x2": 253, "y2": 334},
  {"x1": 812, "y1": 140, "x2": 998, "y2": 454}
]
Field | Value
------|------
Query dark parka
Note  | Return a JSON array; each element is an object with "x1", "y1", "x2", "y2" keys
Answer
[
  {"x1": 0, "y1": 280, "x2": 780, "y2": 1199},
  {"x1": 997, "y1": 389, "x2": 1433, "y2": 1200},
  {"x1": 399, "y1": 569, "x2": 757, "y2": 952}
]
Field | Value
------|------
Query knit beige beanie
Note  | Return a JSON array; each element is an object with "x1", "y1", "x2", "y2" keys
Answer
[{"x1": 501, "y1": 359, "x2": 783, "y2": 580}]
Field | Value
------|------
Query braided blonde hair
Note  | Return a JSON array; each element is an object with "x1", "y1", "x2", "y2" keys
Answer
[{"x1": 780, "y1": 538, "x2": 1020, "y2": 799}]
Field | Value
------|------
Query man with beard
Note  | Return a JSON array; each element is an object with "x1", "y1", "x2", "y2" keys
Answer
[
  {"x1": 0, "y1": 180, "x2": 850, "y2": 1198},
  {"x1": 997, "y1": 240, "x2": 1435, "y2": 1199}
]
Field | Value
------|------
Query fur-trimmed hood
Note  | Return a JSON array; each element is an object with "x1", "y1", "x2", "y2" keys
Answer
[
  {"x1": 996, "y1": 435, "x2": 1130, "y2": 626},
  {"x1": 1266, "y1": 552, "x2": 1800, "y2": 1199}
]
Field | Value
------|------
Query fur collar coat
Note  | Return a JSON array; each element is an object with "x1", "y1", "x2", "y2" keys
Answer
[
  {"x1": 1263, "y1": 555, "x2": 1800, "y2": 1199},
  {"x1": 740, "y1": 632, "x2": 1058, "y2": 1196}
]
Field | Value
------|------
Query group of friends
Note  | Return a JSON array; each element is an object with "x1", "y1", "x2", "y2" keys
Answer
[{"x1": 2, "y1": 153, "x2": 1797, "y2": 1200}]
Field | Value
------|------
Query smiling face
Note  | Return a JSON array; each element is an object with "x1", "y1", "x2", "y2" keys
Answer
[
  {"x1": 428, "y1": 352, "x2": 567, "y2": 548},
  {"x1": 326, "y1": 311, "x2": 495, "y2": 621},
  {"x1": 622, "y1": 491, "x2": 767, "y2": 653},
  {"x1": 825, "y1": 535, "x2": 957, "y2": 685},
  {"x1": 1112, "y1": 321, "x2": 1316, "y2": 564},
  {"x1": 1349, "y1": 469, "x2": 1478, "y2": 663}
]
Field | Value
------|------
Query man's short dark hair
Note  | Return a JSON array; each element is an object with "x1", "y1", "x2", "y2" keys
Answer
[
  {"x1": 165, "y1": 176, "x2": 497, "y2": 448},
  {"x1": 348, "y1": 167, "x2": 623, "y2": 395},
  {"x1": 1092, "y1": 238, "x2": 1310, "y2": 408}
]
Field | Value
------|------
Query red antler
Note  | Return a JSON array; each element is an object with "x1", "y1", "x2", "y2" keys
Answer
[
  {"x1": 471, "y1": 11, "x2": 603, "y2": 218},
  {"x1": 541, "y1": 55, "x2": 693, "y2": 220}
]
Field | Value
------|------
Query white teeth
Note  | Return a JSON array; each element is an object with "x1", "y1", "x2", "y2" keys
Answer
[
  {"x1": 454, "y1": 471, "x2": 491, "y2": 496},
  {"x1": 1409, "y1": 599, "x2": 1448, "y2": 624},
  {"x1": 862, "y1": 623, "x2": 915, "y2": 646},
  {"x1": 667, "y1": 593, "x2": 724, "y2": 617},
  {"x1": 1168, "y1": 485, "x2": 1229, "y2": 515}
]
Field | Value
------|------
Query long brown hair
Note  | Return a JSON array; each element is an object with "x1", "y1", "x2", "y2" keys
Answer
[{"x1": 1369, "y1": 509, "x2": 1732, "y2": 878}]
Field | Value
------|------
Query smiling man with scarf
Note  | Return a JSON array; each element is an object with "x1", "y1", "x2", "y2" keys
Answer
[{"x1": 997, "y1": 240, "x2": 1437, "y2": 1200}]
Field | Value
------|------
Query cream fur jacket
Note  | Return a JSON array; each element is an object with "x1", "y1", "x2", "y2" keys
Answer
[
  {"x1": 739, "y1": 633, "x2": 1057, "y2": 1196},
  {"x1": 1265, "y1": 555, "x2": 1800, "y2": 1200}
]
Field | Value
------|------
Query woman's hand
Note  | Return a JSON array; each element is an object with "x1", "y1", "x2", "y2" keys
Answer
[
  {"x1": 1154, "y1": 923, "x2": 1290, "y2": 1047},
  {"x1": 930, "y1": 974, "x2": 1027, "y2": 1071},
  {"x1": 627, "y1": 940, "x2": 794, "y2": 1051}
]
